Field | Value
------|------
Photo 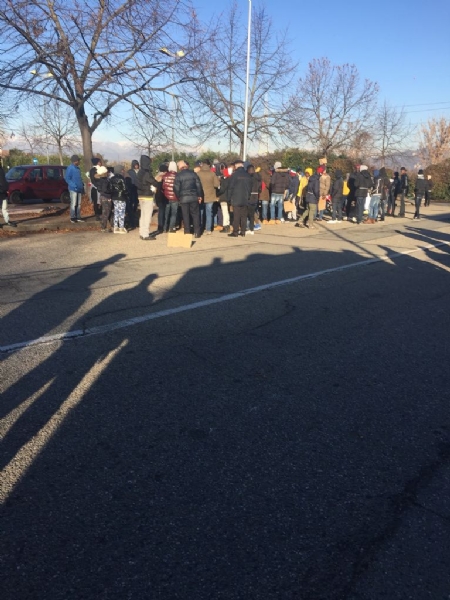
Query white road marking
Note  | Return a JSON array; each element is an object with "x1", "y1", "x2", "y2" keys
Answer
[{"x1": 1, "y1": 241, "x2": 448, "y2": 354}]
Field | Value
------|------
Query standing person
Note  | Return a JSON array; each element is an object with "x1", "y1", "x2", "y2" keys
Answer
[
  {"x1": 162, "y1": 161, "x2": 178, "y2": 232},
  {"x1": 342, "y1": 174, "x2": 350, "y2": 219},
  {"x1": 137, "y1": 155, "x2": 158, "y2": 241},
  {"x1": 154, "y1": 162, "x2": 169, "y2": 234},
  {"x1": 95, "y1": 165, "x2": 113, "y2": 233},
  {"x1": 414, "y1": 169, "x2": 427, "y2": 220},
  {"x1": 425, "y1": 175, "x2": 433, "y2": 206},
  {"x1": 297, "y1": 168, "x2": 311, "y2": 216},
  {"x1": 316, "y1": 164, "x2": 331, "y2": 221},
  {"x1": 398, "y1": 167, "x2": 409, "y2": 217},
  {"x1": 65, "y1": 155, "x2": 85, "y2": 223},
  {"x1": 246, "y1": 164, "x2": 261, "y2": 235},
  {"x1": 227, "y1": 159, "x2": 252, "y2": 237},
  {"x1": 287, "y1": 169, "x2": 300, "y2": 221},
  {"x1": 367, "y1": 169, "x2": 382, "y2": 224},
  {"x1": 387, "y1": 171, "x2": 401, "y2": 216},
  {"x1": 260, "y1": 167, "x2": 271, "y2": 224},
  {"x1": 347, "y1": 166, "x2": 359, "y2": 221},
  {"x1": 127, "y1": 160, "x2": 140, "y2": 227},
  {"x1": 0, "y1": 158, "x2": 16, "y2": 228},
  {"x1": 376, "y1": 167, "x2": 390, "y2": 222},
  {"x1": 328, "y1": 169, "x2": 344, "y2": 223},
  {"x1": 217, "y1": 163, "x2": 232, "y2": 233},
  {"x1": 173, "y1": 160, "x2": 203, "y2": 238},
  {"x1": 89, "y1": 157, "x2": 102, "y2": 220},
  {"x1": 197, "y1": 158, "x2": 220, "y2": 234},
  {"x1": 354, "y1": 165, "x2": 373, "y2": 225},
  {"x1": 270, "y1": 161, "x2": 290, "y2": 223},
  {"x1": 109, "y1": 165, "x2": 129, "y2": 233},
  {"x1": 297, "y1": 166, "x2": 321, "y2": 229}
]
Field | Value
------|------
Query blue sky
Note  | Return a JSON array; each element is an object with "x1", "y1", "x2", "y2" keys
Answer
[{"x1": 194, "y1": 0, "x2": 450, "y2": 128}]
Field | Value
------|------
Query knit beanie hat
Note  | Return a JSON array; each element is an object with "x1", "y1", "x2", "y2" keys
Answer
[
  {"x1": 71, "y1": 155, "x2": 80, "y2": 163},
  {"x1": 305, "y1": 168, "x2": 313, "y2": 176},
  {"x1": 114, "y1": 165, "x2": 124, "y2": 174},
  {"x1": 274, "y1": 161, "x2": 282, "y2": 169},
  {"x1": 360, "y1": 165, "x2": 368, "y2": 171},
  {"x1": 317, "y1": 166, "x2": 325, "y2": 174},
  {"x1": 91, "y1": 157, "x2": 100, "y2": 166}
]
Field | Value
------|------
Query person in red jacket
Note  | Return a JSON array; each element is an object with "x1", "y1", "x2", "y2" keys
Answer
[{"x1": 161, "y1": 161, "x2": 178, "y2": 232}]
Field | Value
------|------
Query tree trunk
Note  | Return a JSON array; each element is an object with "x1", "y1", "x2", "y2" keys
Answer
[{"x1": 77, "y1": 113, "x2": 93, "y2": 173}]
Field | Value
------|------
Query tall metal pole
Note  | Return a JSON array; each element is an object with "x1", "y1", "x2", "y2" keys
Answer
[{"x1": 242, "y1": 0, "x2": 251, "y2": 161}]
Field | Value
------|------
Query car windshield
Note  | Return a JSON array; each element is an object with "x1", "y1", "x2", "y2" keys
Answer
[{"x1": 6, "y1": 167, "x2": 26, "y2": 181}]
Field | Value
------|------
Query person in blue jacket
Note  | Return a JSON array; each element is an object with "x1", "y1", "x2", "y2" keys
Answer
[{"x1": 65, "y1": 155, "x2": 85, "y2": 223}]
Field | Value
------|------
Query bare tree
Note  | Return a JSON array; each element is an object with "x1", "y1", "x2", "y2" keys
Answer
[
  {"x1": 371, "y1": 101, "x2": 413, "y2": 164},
  {"x1": 419, "y1": 117, "x2": 450, "y2": 165},
  {"x1": 181, "y1": 2, "x2": 296, "y2": 156},
  {"x1": 289, "y1": 58, "x2": 379, "y2": 156},
  {"x1": 30, "y1": 99, "x2": 79, "y2": 164},
  {"x1": 0, "y1": 0, "x2": 204, "y2": 168}
]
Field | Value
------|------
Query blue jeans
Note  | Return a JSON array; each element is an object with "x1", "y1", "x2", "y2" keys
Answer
[
  {"x1": 204, "y1": 202, "x2": 214, "y2": 232},
  {"x1": 261, "y1": 201, "x2": 269, "y2": 220},
  {"x1": 70, "y1": 191, "x2": 82, "y2": 219},
  {"x1": 369, "y1": 194, "x2": 381, "y2": 220},
  {"x1": 270, "y1": 193, "x2": 284, "y2": 220}
]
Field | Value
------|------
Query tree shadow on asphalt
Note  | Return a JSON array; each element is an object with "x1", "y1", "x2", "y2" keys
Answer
[{"x1": 2, "y1": 243, "x2": 450, "y2": 600}]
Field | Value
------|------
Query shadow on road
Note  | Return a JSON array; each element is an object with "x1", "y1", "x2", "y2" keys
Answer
[{"x1": 2, "y1": 243, "x2": 450, "y2": 599}]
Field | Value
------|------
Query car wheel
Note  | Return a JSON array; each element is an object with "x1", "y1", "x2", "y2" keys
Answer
[
  {"x1": 10, "y1": 191, "x2": 23, "y2": 204},
  {"x1": 60, "y1": 191, "x2": 70, "y2": 204}
]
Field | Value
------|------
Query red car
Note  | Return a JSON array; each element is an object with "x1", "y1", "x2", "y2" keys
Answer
[{"x1": 5, "y1": 164, "x2": 70, "y2": 204}]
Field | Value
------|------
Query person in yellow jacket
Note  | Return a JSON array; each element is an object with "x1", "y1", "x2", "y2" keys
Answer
[
  {"x1": 342, "y1": 174, "x2": 350, "y2": 220},
  {"x1": 297, "y1": 168, "x2": 313, "y2": 220}
]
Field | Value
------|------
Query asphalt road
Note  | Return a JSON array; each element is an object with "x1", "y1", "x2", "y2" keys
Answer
[{"x1": 1, "y1": 206, "x2": 450, "y2": 599}]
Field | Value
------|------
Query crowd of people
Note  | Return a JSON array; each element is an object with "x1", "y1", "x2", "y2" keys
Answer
[{"x1": 64, "y1": 154, "x2": 434, "y2": 240}]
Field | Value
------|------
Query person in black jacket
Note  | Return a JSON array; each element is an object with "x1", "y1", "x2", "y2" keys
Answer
[
  {"x1": 414, "y1": 169, "x2": 427, "y2": 220},
  {"x1": 425, "y1": 175, "x2": 433, "y2": 206},
  {"x1": 173, "y1": 160, "x2": 203, "y2": 237},
  {"x1": 246, "y1": 164, "x2": 262, "y2": 234},
  {"x1": 227, "y1": 160, "x2": 252, "y2": 237},
  {"x1": 297, "y1": 167, "x2": 321, "y2": 229},
  {"x1": 354, "y1": 165, "x2": 373, "y2": 224},
  {"x1": 89, "y1": 158, "x2": 103, "y2": 219},
  {"x1": 0, "y1": 159, "x2": 16, "y2": 228},
  {"x1": 328, "y1": 169, "x2": 344, "y2": 223},
  {"x1": 387, "y1": 171, "x2": 401, "y2": 216},
  {"x1": 398, "y1": 167, "x2": 409, "y2": 217},
  {"x1": 377, "y1": 167, "x2": 390, "y2": 221},
  {"x1": 137, "y1": 155, "x2": 158, "y2": 240}
]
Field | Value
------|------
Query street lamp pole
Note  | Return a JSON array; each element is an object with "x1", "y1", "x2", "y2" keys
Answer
[
  {"x1": 159, "y1": 48, "x2": 185, "y2": 161},
  {"x1": 242, "y1": 0, "x2": 252, "y2": 161}
]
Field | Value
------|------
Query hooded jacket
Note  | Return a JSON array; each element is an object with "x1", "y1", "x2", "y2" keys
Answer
[
  {"x1": 270, "y1": 168, "x2": 290, "y2": 195},
  {"x1": 136, "y1": 155, "x2": 157, "y2": 199},
  {"x1": 288, "y1": 172, "x2": 300, "y2": 196},
  {"x1": 354, "y1": 168, "x2": 373, "y2": 197},
  {"x1": 65, "y1": 162, "x2": 84, "y2": 193},
  {"x1": 197, "y1": 164, "x2": 220, "y2": 202},
  {"x1": 128, "y1": 160, "x2": 139, "y2": 187},
  {"x1": 173, "y1": 167, "x2": 203, "y2": 204},
  {"x1": 331, "y1": 170, "x2": 344, "y2": 201},
  {"x1": 298, "y1": 168, "x2": 312, "y2": 198},
  {"x1": 305, "y1": 173, "x2": 320, "y2": 204},
  {"x1": 227, "y1": 166, "x2": 252, "y2": 206},
  {"x1": 162, "y1": 164, "x2": 178, "y2": 202},
  {"x1": 374, "y1": 167, "x2": 390, "y2": 200},
  {"x1": 415, "y1": 174, "x2": 427, "y2": 196}
]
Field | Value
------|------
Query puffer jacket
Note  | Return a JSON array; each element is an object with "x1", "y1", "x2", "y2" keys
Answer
[
  {"x1": 227, "y1": 166, "x2": 252, "y2": 206},
  {"x1": 137, "y1": 155, "x2": 157, "y2": 198},
  {"x1": 415, "y1": 175, "x2": 427, "y2": 196},
  {"x1": 270, "y1": 168, "x2": 290, "y2": 195},
  {"x1": 162, "y1": 171, "x2": 178, "y2": 201},
  {"x1": 331, "y1": 170, "x2": 343, "y2": 201},
  {"x1": 354, "y1": 169, "x2": 373, "y2": 197},
  {"x1": 305, "y1": 173, "x2": 320, "y2": 204},
  {"x1": 173, "y1": 168, "x2": 203, "y2": 204},
  {"x1": 0, "y1": 166, "x2": 9, "y2": 200}
]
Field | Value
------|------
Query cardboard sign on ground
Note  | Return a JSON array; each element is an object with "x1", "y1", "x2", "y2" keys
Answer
[{"x1": 167, "y1": 230, "x2": 193, "y2": 248}]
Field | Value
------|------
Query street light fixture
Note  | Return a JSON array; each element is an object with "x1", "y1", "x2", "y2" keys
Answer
[{"x1": 158, "y1": 48, "x2": 185, "y2": 161}]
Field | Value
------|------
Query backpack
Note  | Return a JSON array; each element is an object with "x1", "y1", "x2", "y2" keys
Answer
[{"x1": 110, "y1": 176, "x2": 128, "y2": 199}]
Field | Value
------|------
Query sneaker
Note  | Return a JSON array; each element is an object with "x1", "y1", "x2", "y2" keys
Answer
[
  {"x1": 113, "y1": 226, "x2": 119, "y2": 233},
  {"x1": 328, "y1": 219, "x2": 337, "y2": 224},
  {"x1": 70, "y1": 219, "x2": 77, "y2": 224},
  {"x1": 254, "y1": 224, "x2": 262, "y2": 231},
  {"x1": 206, "y1": 231, "x2": 212, "y2": 235},
  {"x1": 140, "y1": 235, "x2": 156, "y2": 241},
  {"x1": 100, "y1": 228, "x2": 111, "y2": 233},
  {"x1": 343, "y1": 216, "x2": 348, "y2": 221},
  {"x1": 245, "y1": 230, "x2": 255, "y2": 235},
  {"x1": 280, "y1": 218, "x2": 285, "y2": 223},
  {"x1": 77, "y1": 218, "x2": 85, "y2": 223},
  {"x1": 119, "y1": 227, "x2": 128, "y2": 234}
]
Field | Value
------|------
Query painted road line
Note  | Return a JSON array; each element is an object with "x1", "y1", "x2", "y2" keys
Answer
[{"x1": 1, "y1": 241, "x2": 449, "y2": 354}]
